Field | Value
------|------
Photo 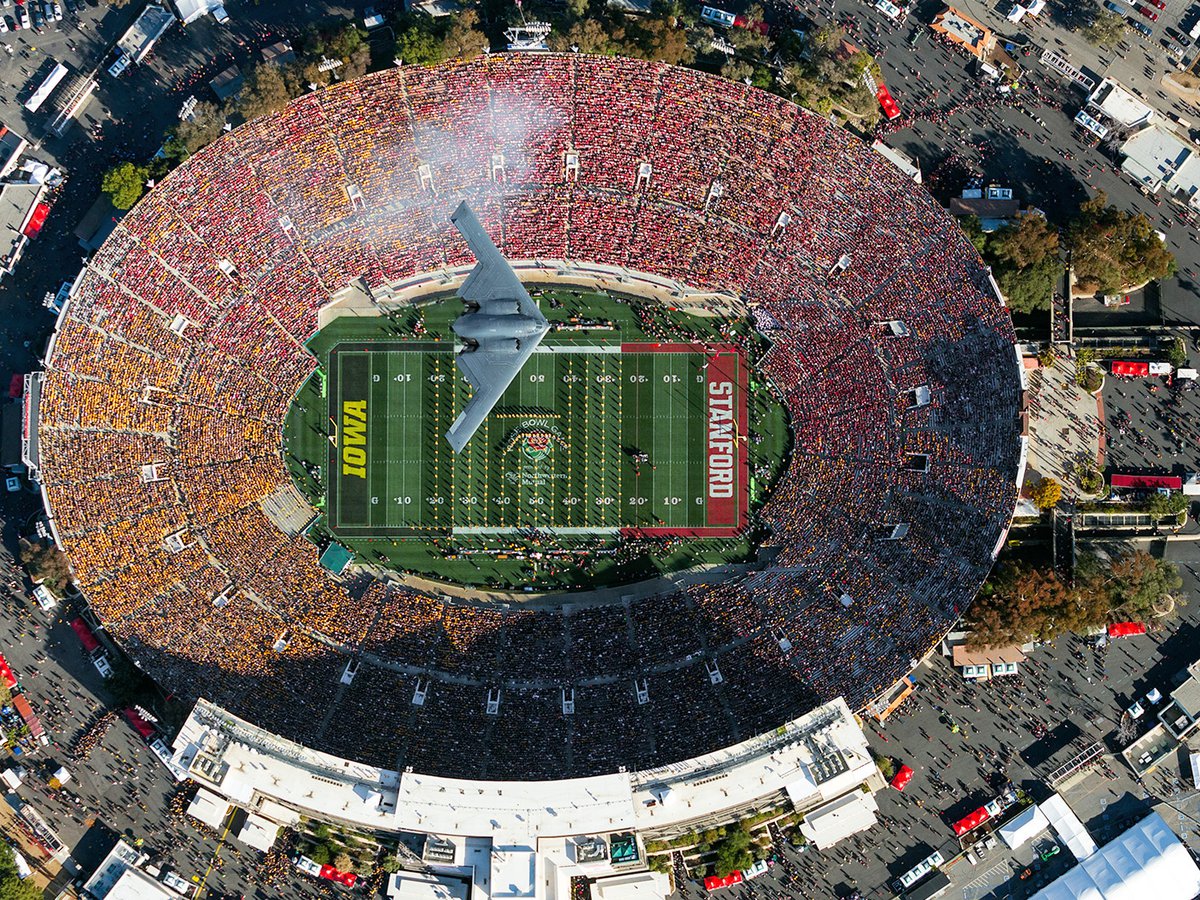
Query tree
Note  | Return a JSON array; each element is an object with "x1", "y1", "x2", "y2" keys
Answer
[
  {"x1": 396, "y1": 26, "x2": 445, "y2": 66},
  {"x1": 1084, "y1": 10, "x2": 1126, "y2": 46},
  {"x1": 169, "y1": 101, "x2": 226, "y2": 157},
  {"x1": 991, "y1": 214, "x2": 1059, "y2": 269},
  {"x1": 1068, "y1": 191, "x2": 1176, "y2": 293},
  {"x1": 333, "y1": 851, "x2": 353, "y2": 872},
  {"x1": 1108, "y1": 549, "x2": 1182, "y2": 617},
  {"x1": 442, "y1": 10, "x2": 488, "y2": 61},
  {"x1": 1031, "y1": 477, "x2": 1062, "y2": 511},
  {"x1": 729, "y1": 4, "x2": 771, "y2": 52},
  {"x1": 237, "y1": 63, "x2": 295, "y2": 123},
  {"x1": 1164, "y1": 336, "x2": 1188, "y2": 369},
  {"x1": 711, "y1": 826, "x2": 754, "y2": 877},
  {"x1": 996, "y1": 255, "x2": 1059, "y2": 314},
  {"x1": 0, "y1": 844, "x2": 39, "y2": 900},
  {"x1": 308, "y1": 843, "x2": 332, "y2": 866},
  {"x1": 380, "y1": 855, "x2": 402, "y2": 874},
  {"x1": 565, "y1": 0, "x2": 590, "y2": 18},
  {"x1": 721, "y1": 59, "x2": 754, "y2": 83},
  {"x1": 549, "y1": 19, "x2": 624, "y2": 54},
  {"x1": 626, "y1": 16, "x2": 695, "y2": 65},
  {"x1": 966, "y1": 563, "x2": 1107, "y2": 648},
  {"x1": 101, "y1": 162, "x2": 149, "y2": 211},
  {"x1": 18, "y1": 537, "x2": 72, "y2": 591}
]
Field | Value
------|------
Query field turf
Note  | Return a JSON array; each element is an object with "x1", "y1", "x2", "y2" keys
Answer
[{"x1": 326, "y1": 342, "x2": 745, "y2": 537}]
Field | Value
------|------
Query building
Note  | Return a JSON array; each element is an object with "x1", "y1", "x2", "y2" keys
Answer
[
  {"x1": 949, "y1": 186, "x2": 1021, "y2": 230},
  {"x1": 1158, "y1": 658, "x2": 1200, "y2": 739},
  {"x1": 1087, "y1": 78, "x2": 1155, "y2": 129},
  {"x1": 169, "y1": 696, "x2": 882, "y2": 900},
  {"x1": 931, "y1": 7, "x2": 995, "y2": 60},
  {"x1": 172, "y1": 0, "x2": 229, "y2": 24},
  {"x1": 116, "y1": 4, "x2": 176, "y2": 64},
  {"x1": 1028, "y1": 811, "x2": 1200, "y2": 900},
  {"x1": 1118, "y1": 124, "x2": 1200, "y2": 208},
  {"x1": 943, "y1": 631, "x2": 1030, "y2": 679}
]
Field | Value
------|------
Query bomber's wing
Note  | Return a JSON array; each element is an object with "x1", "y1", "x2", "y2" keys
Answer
[
  {"x1": 446, "y1": 339, "x2": 542, "y2": 453},
  {"x1": 450, "y1": 201, "x2": 546, "y2": 325}
]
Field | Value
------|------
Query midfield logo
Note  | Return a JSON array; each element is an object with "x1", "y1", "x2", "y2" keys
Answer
[{"x1": 502, "y1": 419, "x2": 566, "y2": 463}]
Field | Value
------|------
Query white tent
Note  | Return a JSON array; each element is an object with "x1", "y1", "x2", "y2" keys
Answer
[
  {"x1": 237, "y1": 814, "x2": 278, "y2": 852},
  {"x1": 999, "y1": 804, "x2": 1049, "y2": 850},
  {"x1": 186, "y1": 786, "x2": 229, "y2": 830},
  {"x1": 799, "y1": 791, "x2": 878, "y2": 849},
  {"x1": 1040, "y1": 794, "x2": 1098, "y2": 861},
  {"x1": 1029, "y1": 812, "x2": 1200, "y2": 900}
]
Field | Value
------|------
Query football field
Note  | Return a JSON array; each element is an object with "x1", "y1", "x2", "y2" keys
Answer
[{"x1": 326, "y1": 342, "x2": 747, "y2": 538}]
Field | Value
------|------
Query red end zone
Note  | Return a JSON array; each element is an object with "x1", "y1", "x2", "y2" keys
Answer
[{"x1": 620, "y1": 343, "x2": 748, "y2": 539}]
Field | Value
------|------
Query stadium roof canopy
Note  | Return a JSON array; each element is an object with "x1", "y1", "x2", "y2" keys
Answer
[
  {"x1": 1029, "y1": 812, "x2": 1200, "y2": 900},
  {"x1": 318, "y1": 542, "x2": 353, "y2": 575}
]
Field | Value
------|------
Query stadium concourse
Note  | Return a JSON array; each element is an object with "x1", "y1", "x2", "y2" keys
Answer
[{"x1": 29, "y1": 53, "x2": 1022, "y2": 781}]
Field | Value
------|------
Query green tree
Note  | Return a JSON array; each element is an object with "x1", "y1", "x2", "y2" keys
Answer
[
  {"x1": 565, "y1": 0, "x2": 590, "y2": 18},
  {"x1": 237, "y1": 63, "x2": 295, "y2": 123},
  {"x1": 549, "y1": 18, "x2": 624, "y2": 54},
  {"x1": 309, "y1": 843, "x2": 332, "y2": 866},
  {"x1": 991, "y1": 213, "x2": 1059, "y2": 269},
  {"x1": 169, "y1": 101, "x2": 227, "y2": 157},
  {"x1": 959, "y1": 215, "x2": 988, "y2": 253},
  {"x1": 729, "y1": 4, "x2": 771, "y2": 52},
  {"x1": 397, "y1": 26, "x2": 445, "y2": 65},
  {"x1": 1068, "y1": 191, "x2": 1176, "y2": 293},
  {"x1": 1031, "y1": 477, "x2": 1062, "y2": 511},
  {"x1": 721, "y1": 58, "x2": 755, "y2": 83},
  {"x1": 711, "y1": 826, "x2": 754, "y2": 877},
  {"x1": 442, "y1": 9, "x2": 489, "y2": 61},
  {"x1": 1108, "y1": 549, "x2": 1183, "y2": 617},
  {"x1": 1084, "y1": 10, "x2": 1126, "y2": 46},
  {"x1": 380, "y1": 854, "x2": 402, "y2": 874},
  {"x1": 333, "y1": 851, "x2": 353, "y2": 872},
  {"x1": 626, "y1": 16, "x2": 695, "y2": 65},
  {"x1": 996, "y1": 255, "x2": 1059, "y2": 314},
  {"x1": 1164, "y1": 336, "x2": 1188, "y2": 369},
  {"x1": 0, "y1": 844, "x2": 39, "y2": 900},
  {"x1": 101, "y1": 162, "x2": 149, "y2": 211}
]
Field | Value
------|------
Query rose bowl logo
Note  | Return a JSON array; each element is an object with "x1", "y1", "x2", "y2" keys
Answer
[{"x1": 521, "y1": 430, "x2": 554, "y2": 461}]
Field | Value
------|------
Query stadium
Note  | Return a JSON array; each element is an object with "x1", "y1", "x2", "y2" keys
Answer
[{"x1": 29, "y1": 53, "x2": 1023, "y2": 783}]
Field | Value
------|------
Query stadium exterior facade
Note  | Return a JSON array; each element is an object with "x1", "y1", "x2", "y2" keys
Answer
[{"x1": 28, "y1": 54, "x2": 1025, "y2": 790}]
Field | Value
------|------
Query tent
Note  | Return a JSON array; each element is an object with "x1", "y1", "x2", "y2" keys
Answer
[
  {"x1": 1029, "y1": 812, "x2": 1200, "y2": 900},
  {"x1": 703, "y1": 872, "x2": 743, "y2": 891},
  {"x1": 952, "y1": 806, "x2": 991, "y2": 836},
  {"x1": 891, "y1": 765, "x2": 914, "y2": 791},
  {"x1": 0, "y1": 655, "x2": 17, "y2": 690},
  {"x1": 999, "y1": 804, "x2": 1050, "y2": 849},
  {"x1": 799, "y1": 791, "x2": 879, "y2": 848},
  {"x1": 1040, "y1": 794, "x2": 1098, "y2": 861},
  {"x1": 1108, "y1": 622, "x2": 1146, "y2": 638},
  {"x1": 1110, "y1": 360, "x2": 1151, "y2": 377}
]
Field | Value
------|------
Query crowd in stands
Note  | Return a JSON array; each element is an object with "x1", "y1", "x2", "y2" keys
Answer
[{"x1": 35, "y1": 54, "x2": 1022, "y2": 780}]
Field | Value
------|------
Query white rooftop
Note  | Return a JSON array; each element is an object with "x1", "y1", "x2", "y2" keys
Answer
[
  {"x1": 1029, "y1": 812, "x2": 1200, "y2": 900},
  {"x1": 592, "y1": 872, "x2": 669, "y2": 900},
  {"x1": 388, "y1": 872, "x2": 471, "y2": 900},
  {"x1": 1040, "y1": 793, "x2": 1098, "y2": 861},
  {"x1": 1120, "y1": 125, "x2": 1200, "y2": 209},
  {"x1": 237, "y1": 813, "x2": 279, "y2": 852},
  {"x1": 105, "y1": 869, "x2": 176, "y2": 900},
  {"x1": 798, "y1": 790, "x2": 878, "y2": 849},
  {"x1": 187, "y1": 785, "x2": 229, "y2": 830},
  {"x1": 1089, "y1": 79, "x2": 1154, "y2": 128},
  {"x1": 493, "y1": 845, "x2": 537, "y2": 899}
]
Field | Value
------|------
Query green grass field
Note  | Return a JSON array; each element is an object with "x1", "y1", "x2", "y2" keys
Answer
[
  {"x1": 327, "y1": 343, "x2": 737, "y2": 537},
  {"x1": 282, "y1": 288, "x2": 787, "y2": 590}
]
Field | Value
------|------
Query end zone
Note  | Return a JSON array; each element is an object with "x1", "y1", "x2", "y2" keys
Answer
[{"x1": 621, "y1": 342, "x2": 749, "y2": 539}]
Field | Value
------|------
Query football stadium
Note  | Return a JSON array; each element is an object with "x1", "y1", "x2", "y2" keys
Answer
[{"x1": 29, "y1": 53, "x2": 1023, "y2": 782}]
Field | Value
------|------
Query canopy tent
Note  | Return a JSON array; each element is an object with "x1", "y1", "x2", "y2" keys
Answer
[
  {"x1": 0, "y1": 654, "x2": 17, "y2": 690},
  {"x1": 1108, "y1": 622, "x2": 1146, "y2": 638},
  {"x1": 1029, "y1": 812, "x2": 1200, "y2": 900},
  {"x1": 237, "y1": 814, "x2": 279, "y2": 852},
  {"x1": 952, "y1": 805, "x2": 991, "y2": 836},
  {"x1": 1040, "y1": 794, "x2": 1098, "y2": 861},
  {"x1": 999, "y1": 804, "x2": 1050, "y2": 850},
  {"x1": 703, "y1": 872, "x2": 742, "y2": 891},
  {"x1": 1111, "y1": 360, "x2": 1151, "y2": 377},
  {"x1": 891, "y1": 765, "x2": 914, "y2": 791}
]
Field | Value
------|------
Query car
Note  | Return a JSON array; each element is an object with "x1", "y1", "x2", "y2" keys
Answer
[
  {"x1": 0, "y1": 16, "x2": 9, "y2": 31},
  {"x1": 1150, "y1": 0, "x2": 1166, "y2": 7},
  {"x1": 1104, "y1": 0, "x2": 1125, "y2": 12},
  {"x1": 1132, "y1": 20, "x2": 1154, "y2": 36},
  {"x1": 50, "y1": 1, "x2": 60, "y2": 20},
  {"x1": 28, "y1": 3, "x2": 41, "y2": 28},
  {"x1": 1137, "y1": 5, "x2": 1158, "y2": 20},
  {"x1": 13, "y1": 4, "x2": 25, "y2": 28}
]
